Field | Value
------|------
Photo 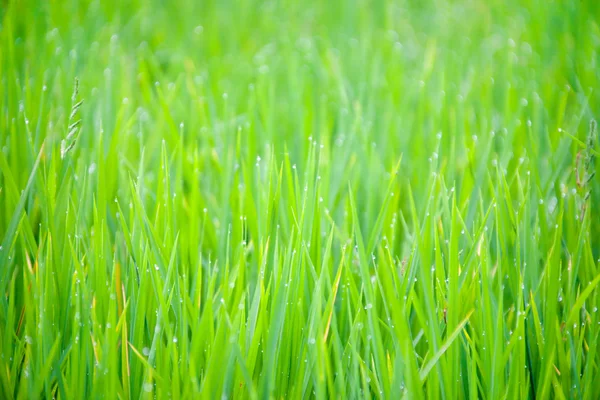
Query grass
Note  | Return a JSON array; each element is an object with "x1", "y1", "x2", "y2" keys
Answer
[{"x1": 1, "y1": 0, "x2": 599, "y2": 398}]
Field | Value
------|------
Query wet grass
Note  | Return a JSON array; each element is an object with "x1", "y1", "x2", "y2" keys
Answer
[{"x1": 1, "y1": 0, "x2": 599, "y2": 398}]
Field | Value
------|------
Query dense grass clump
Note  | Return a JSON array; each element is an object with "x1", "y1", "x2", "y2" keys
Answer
[{"x1": 1, "y1": 0, "x2": 600, "y2": 398}]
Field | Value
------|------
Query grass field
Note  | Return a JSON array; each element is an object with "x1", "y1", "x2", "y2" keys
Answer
[{"x1": 1, "y1": 0, "x2": 600, "y2": 398}]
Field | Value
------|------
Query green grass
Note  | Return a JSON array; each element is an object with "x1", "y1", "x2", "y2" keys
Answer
[{"x1": 1, "y1": 0, "x2": 600, "y2": 398}]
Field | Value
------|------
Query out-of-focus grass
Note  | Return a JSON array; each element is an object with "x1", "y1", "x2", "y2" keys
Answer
[{"x1": 0, "y1": 0, "x2": 599, "y2": 398}]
